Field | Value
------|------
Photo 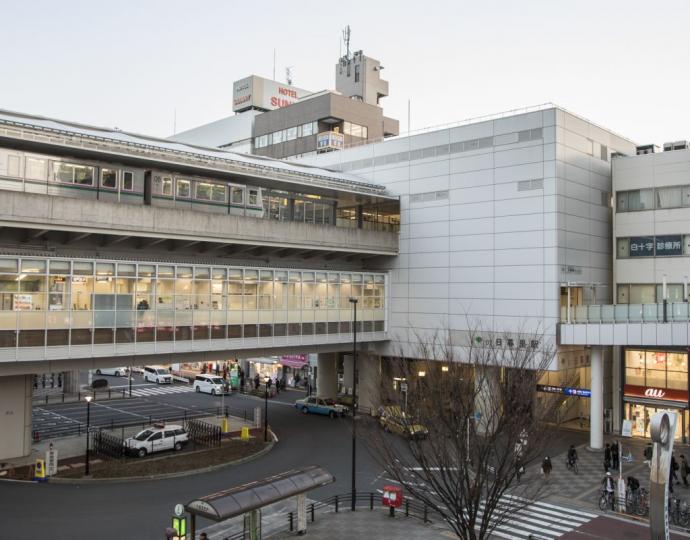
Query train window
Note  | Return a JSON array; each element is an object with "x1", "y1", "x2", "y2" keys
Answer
[
  {"x1": 230, "y1": 186, "x2": 244, "y2": 205},
  {"x1": 196, "y1": 182, "x2": 212, "y2": 201},
  {"x1": 26, "y1": 157, "x2": 46, "y2": 180},
  {"x1": 211, "y1": 184, "x2": 226, "y2": 203},
  {"x1": 248, "y1": 189, "x2": 259, "y2": 206},
  {"x1": 74, "y1": 165, "x2": 94, "y2": 185},
  {"x1": 52, "y1": 162, "x2": 74, "y2": 183},
  {"x1": 153, "y1": 175, "x2": 173, "y2": 196},
  {"x1": 176, "y1": 179, "x2": 191, "y2": 198},
  {"x1": 122, "y1": 171, "x2": 134, "y2": 191},
  {"x1": 101, "y1": 169, "x2": 117, "y2": 189}
]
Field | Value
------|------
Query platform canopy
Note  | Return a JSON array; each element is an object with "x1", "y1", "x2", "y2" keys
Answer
[{"x1": 185, "y1": 465, "x2": 334, "y2": 521}]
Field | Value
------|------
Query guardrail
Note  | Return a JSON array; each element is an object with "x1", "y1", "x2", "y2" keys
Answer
[
  {"x1": 561, "y1": 302, "x2": 690, "y2": 324},
  {"x1": 221, "y1": 491, "x2": 435, "y2": 540}
]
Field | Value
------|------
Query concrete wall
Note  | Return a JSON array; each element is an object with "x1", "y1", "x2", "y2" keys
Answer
[
  {"x1": 0, "y1": 191, "x2": 398, "y2": 256},
  {"x1": 299, "y1": 107, "x2": 637, "y2": 367},
  {"x1": 0, "y1": 375, "x2": 32, "y2": 460}
]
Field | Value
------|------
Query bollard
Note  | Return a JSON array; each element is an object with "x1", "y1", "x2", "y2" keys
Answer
[
  {"x1": 423, "y1": 505, "x2": 428, "y2": 523},
  {"x1": 389, "y1": 506, "x2": 395, "y2": 518},
  {"x1": 370, "y1": 493, "x2": 374, "y2": 510},
  {"x1": 310, "y1": 503, "x2": 315, "y2": 522},
  {"x1": 62, "y1": 393, "x2": 65, "y2": 403},
  {"x1": 108, "y1": 389, "x2": 111, "y2": 400},
  {"x1": 405, "y1": 500, "x2": 409, "y2": 517},
  {"x1": 45, "y1": 395, "x2": 48, "y2": 405},
  {"x1": 289, "y1": 512, "x2": 293, "y2": 532},
  {"x1": 335, "y1": 495, "x2": 339, "y2": 513}
]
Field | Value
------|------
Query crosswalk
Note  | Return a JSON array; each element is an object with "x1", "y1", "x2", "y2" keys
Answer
[
  {"x1": 119, "y1": 384, "x2": 196, "y2": 397},
  {"x1": 479, "y1": 494, "x2": 597, "y2": 539}
]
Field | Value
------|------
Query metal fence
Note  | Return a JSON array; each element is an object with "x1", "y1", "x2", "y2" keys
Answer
[
  {"x1": 91, "y1": 430, "x2": 126, "y2": 460},
  {"x1": 186, "y1": 418, "x2": 222, "y2": 448}
]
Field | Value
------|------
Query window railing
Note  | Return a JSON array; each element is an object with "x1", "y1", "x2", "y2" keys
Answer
[{"x1": 561, "y1": 302, "x2": 690, "y2": 324}]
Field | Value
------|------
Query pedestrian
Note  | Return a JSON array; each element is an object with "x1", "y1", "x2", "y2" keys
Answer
[
  {"x1": 611, "y1": 441, "x2": 619, "y2": 471},
  {"x1": 672, "y1": 453, "x2": 680, "y2": 485},
  {"x1": 200, "y1": 533, "x2": 208, "y2": 540},
  {"x1": 681, "y1": 455, "x2": 689, "y2": 487},
  {"x1": 240, "y1": 374, "x2": 245, "y2": 392},
  {"x1": 604, "y1": 443, "x2": 611, "y2": 472},
  {"x1": 541, "y1": 456, "x2": 552, "y2": 481},
  {"x1": 644, "y1": 443, "x2": 653, "y2": 468},
  {"x1": 215, "y1": 363, "x2": 220, "y2": 376},
  {"x1": 254, "y1": 373, "x2": 260, "y2": 390}
]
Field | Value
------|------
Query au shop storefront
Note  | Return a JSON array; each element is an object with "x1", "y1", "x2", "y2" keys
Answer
[{"x1": 623, "y1": 348, "x2": 689, "y2": 442}]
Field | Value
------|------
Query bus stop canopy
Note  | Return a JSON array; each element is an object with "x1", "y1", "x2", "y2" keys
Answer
[{"x1": 185, "y1": 466, "x2": 334, "y2": 522}]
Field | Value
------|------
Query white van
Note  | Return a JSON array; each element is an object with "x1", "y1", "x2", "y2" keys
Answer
[
  {"x1": 93, "y1": 367, "x2": 129, "y2": 377},
  {"x1": 193, "y1": 375, "x2": 228, "y2": 395},
  {"x1": 143, "y1": 366, "x2": 172, "y2": 384},
  {"x1": 123, "y1": 424, "x2": 188, "y2": 458}
]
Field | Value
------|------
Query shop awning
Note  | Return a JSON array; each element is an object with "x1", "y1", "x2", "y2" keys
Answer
[{"x1": 280, "y1": 354, "x2": 308, "y2": 369}]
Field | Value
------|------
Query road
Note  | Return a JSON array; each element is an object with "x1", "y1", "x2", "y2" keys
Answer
[{"x1": 0, "y1": 374, "x2": 588, "y2": 540}]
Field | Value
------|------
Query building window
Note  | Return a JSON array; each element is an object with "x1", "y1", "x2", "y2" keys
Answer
[
  {"x1": 302, "y1": 122, "x2": 314, "y2": 137},
  {"x1": 354, "y1": 64, "x2": 360, "y2": 83},
  {"x1": 286, "y1": 127, "x2": 297, "y2": 141},
  {"x1": 617, "y1": 238, "x2": 630, "y2": 258}
]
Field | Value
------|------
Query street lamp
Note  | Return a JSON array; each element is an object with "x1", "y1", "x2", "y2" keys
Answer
[
  {"x1": 264, "y1": 376, "x2": 270, "y2": 442},
  {"x1": 128, "y1": 365, "x2": 132, "y2": 398},
  {"x1": 349, "y1": 297, "x2": 358, "y2": 512},
  {"x1": 84, "y1": 395, "x2": 93, "y2": 475}
]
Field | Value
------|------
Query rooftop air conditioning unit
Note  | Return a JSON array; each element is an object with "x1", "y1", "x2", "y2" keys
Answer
[
  {"x1": 663, "y1": 140, "x2": 689, "y2": 151},
  {"x1": 636, "y1": 144, "x2": 659, "y2": 155}
]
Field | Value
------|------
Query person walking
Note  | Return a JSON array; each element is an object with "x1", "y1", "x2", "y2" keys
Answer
[
  {"x1": 254, "y1": 373, "x2": 260, "y2": 390},
  {"x1": 602, "y1": 471, "x2": 615, "y2": 510},
  {"x1": 671, "y1": 453, "x2": 680, "y2": 485},
  {"x1": 541, "y1": 456, "x2": 552, "y2": 481},
  {"x1": 644, "y1": 443, "x2": 653, "y2": 468},
  {"x1": 611, "y1": 441, "x2": 619, "y2": 472},
  {"x1": 681, "y1": 455, "x2": 689, "y2": 487},
  {"x1": 604, "y1": 443, "x2": 612, "y2": 472}
]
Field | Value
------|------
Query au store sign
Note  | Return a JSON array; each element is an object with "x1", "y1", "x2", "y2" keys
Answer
[
  {"x1": 624, "y1": 384, "x2": 689, "y2": 403},
  {"x1": 536, "y1": 385, "x2": 591, "y2": 397}
]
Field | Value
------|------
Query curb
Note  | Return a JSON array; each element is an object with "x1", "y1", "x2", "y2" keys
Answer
[{"x1": 5, "y1": 430, "x2": 277, "y2": 486}]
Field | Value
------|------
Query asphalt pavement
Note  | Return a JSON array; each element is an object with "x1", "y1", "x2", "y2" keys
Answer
[{"x1": 1, "y1": 375, "x2": 591, "y2": 540}]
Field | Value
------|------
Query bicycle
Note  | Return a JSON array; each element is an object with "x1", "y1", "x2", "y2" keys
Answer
[
  {"x1": 565, "y1": 458, "x2": 579, "y2": 475},
  {"x1": 625, "y1": 488, "x2": 648, "y2": 516},
  {"x1": 669, "y1": 497, "x2": 690, "y2": 527},
  {"x1": 598, "y1": 489, "x2": 615, "y2": 511}
]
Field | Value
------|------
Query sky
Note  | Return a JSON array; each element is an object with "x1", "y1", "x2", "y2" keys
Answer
[{"x1": 2, "y1": 0, "x2": 690, "y2": 145}]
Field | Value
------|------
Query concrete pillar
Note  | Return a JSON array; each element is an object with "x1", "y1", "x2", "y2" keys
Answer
[
  {"x1": 590, "y1": 346, "x2": 604, "y2": 450},
  {"x1": 343, "y1": 354, "x2": 354, "y2": 394},
  {"x1": 0, "y1": 375, "x2": 33, "y2": 460},
  {"x1": 62, "y1": 370, "x2": 81, "y2": 393},
  {"x1": 475, "y1": 366, "x2": 499, "y2": 434},
  {"x1": 357, "y1": 354, "x2": 381, "y2": 413},
  {"x1": 612, "y1": 346, "x2": 621, "y2": 434},
  {"x1": 316, "y1": 353, "x2": 337, "y2": 399}
]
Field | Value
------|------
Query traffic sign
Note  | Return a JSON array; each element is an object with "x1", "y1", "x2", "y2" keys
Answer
[
  {"x1": 400, "y1": 382, "x2": 408, "y2": 393},
  {"x1": 174, "y1": 504, "x2": 184, "y2": 517},
  {"x1": 474, "y1": 411, "x2": 482, "y2": 422}
]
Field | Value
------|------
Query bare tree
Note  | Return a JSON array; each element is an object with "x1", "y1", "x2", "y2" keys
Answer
[{"x1": 365, "y1": 325, "x2": 561, "y2": 540}]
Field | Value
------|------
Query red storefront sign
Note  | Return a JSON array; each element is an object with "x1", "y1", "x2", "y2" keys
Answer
[{"x1": 624, "y1": 384, "x2": 689, "y2": 403}]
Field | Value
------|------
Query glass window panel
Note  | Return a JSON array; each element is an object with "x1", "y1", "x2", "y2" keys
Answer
[
  {"x1": 158, "y1": 266, "x2": 174, "y2": 277},
  {"x1": 646, "y1": 351, "x2": 666, "y2": 370},
  {"x1": 248, "y1": 190, "x2": 259, "y2": 206},
  {"x1": 21, "y1": 260, "x2": 46, "y2": 274},
  {"x1": 0, "y1": 259, "x2": 18, "y2": 273},
  {"x1": 656, "y1": 186, "x2": 682, "y2": 209},
  {"x1": 260, "y1": 270, "x2": 273, "y2": 281},
  {"x1": 101, "y1": 169, "x2": 117, "y2": 189},
  {"x1": 117, "y1": 264, "x2": 135, "y2": 277},
  {"x1": 646, "y1": 369, "x2": 666, "y2": 387},
  {"x1": 303, "y1": 272, "x2": 314, "y2": 282},
  {"x1": 630, "y1": 284, "x2": 655, "y2": 304},
  {"x1": 73, "y1": 165, "x2": 94, "y2": 186},
  {"x1": 625, "y1": 350, "x2": 646, "y2": 369},
  {"x1": 52, "y1": 162, "x2": 74, "y2": 183},
  {"x1": 49, "y1": 260, "x2": 70, "y2": 274},
  {"x1": 275, "y1": 271, "x2": 288, "y2": 282},
  {"x1": 212, "y1": 268, "x2": 226, "y2": 280},
  {"x1": 71, "y1": 276, "x2": 93, "y2": 310},
  {"x1": 616, "y1": 283, "x2": 628, "y2": 303},
  {"x1": 177, "y1": 179, "x2": 191, "y2": 198},
  {"x1": 95, "y1": 263, "x2": 115, "y2": 276},
  {"x1": 26, "y1": 157, "x2": 46, "y2": 180},
  {"x1": 228, "y1": 269, "x2": 243, "y2": 281},
  {"x1": 628, "y1": 189, "x2": 654, "y2": 210},
  {"x1": 138, "y1": 265, "x2": 155, "y2": 277},
  {"x1": 175, "y1": 266, "x2": 192, "y2": 278},
  {"x1": 194, "y1": 267, "x2": 210, "y2": 279},
  {"x1": 286, "y1": 127, "x2": 297, "y2": 141},
  {"x1": 122, "y1": 171, "x2": 134, "y2": 191},
  {"x1": 682, "y1": 186, "x2": 690, "y2": 207},
  {"x1": 245, "y1": 270, "x2": 258, "y2": 281},
  {"x1": 668, "y1": 352, "x2": 687, "y2": 372},
  {"x1": 73, "y1": 262, "x2": 92, "y2": 275}
]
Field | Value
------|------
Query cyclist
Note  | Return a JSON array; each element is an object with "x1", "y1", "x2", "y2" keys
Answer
[
  {"x1": 602, "y1": 471, "x2": 615, "y2": 510},
  {"x1": 567, "y1": 445, "x2": 578, "y2": 469}
]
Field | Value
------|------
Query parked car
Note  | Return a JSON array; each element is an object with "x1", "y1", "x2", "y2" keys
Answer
[
  {"x1": 193, "y1": 375, "x2": 228, "y2": 395},
  {"x1": 143, "y1": 366, "x2": 172, "y2": 384},
  {"x1": 379, "y1": 406, "x2": 429, "y2": 439},
  {"x1": 130, "y1": 366, "x2": 145, "y2": 374},
  {"x1": 93, "y1": 367, "x2": 129, "y2": 377},
  {"x1": 294, "y1": 396, "x2": 347, "y2": 418},
  {"x1": 123, "y1": 423, "x2": 188, "y2": 458}
]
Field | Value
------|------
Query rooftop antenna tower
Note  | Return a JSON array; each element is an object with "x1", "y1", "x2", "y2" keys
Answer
[
  {"x1": 342, "y1": 25, "x2": 351, "y2": 59},
  {"x1": 285, "y1": 66, "x2": 294, "y2": 86}
]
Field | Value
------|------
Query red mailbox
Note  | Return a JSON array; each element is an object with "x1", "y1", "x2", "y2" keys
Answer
[{"x1": 382, "y1": 485, "x2": 403, "y2": 510}]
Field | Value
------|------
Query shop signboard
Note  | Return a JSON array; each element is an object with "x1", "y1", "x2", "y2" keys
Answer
[
  {"x1": 624, "y1": 384, "x2": 689, "y2": 403},
  {"x1": 629, "y1": 236, "x2": 655, "y2": 257},
  {"x1": 233, "y1": 75, "x2": 311, "y2": 112},
  {"x1": 655, "y1": 235, "x2": 683, "y2": 256},
  {"x1": 621, "y1": 419, "x2": 633, "y2": 437},
  {"x1": 229, "y1": 367, "x2": 239, "y2": 388}
]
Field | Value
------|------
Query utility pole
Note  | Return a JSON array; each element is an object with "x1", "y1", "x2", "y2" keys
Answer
[{"x1": 349, "y1": 297, "x2": 358, "y2": 511}]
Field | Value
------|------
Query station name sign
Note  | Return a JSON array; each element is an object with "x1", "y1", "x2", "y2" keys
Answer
[{"x1": 536, "y1": 384, "x2": 591, "y2": 397}]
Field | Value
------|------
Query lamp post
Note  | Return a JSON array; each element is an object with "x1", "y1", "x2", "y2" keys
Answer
[
  {"x1": 128, "y1": 365, "x2": 132, "y2": 398},
  {"x1": 84, "y1": 395, "x2": 92, "y2": 475},
  {"x1": 349, "y1": 297, "x2": 358, "y2": 511},
  {"x1": 264, "y1": 376, "x2": 270, "y2": 442}
]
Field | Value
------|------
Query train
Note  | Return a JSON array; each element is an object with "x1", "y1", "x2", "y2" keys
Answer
[{"x1": 0, "y1": 147, "x2": 268, "y2": 217}]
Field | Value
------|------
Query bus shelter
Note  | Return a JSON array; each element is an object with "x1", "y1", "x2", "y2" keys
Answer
[{"x1": 185, "y1": 465, "x2": 335, "y2": 539}]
